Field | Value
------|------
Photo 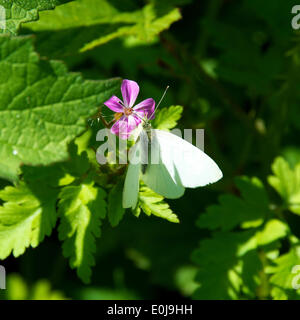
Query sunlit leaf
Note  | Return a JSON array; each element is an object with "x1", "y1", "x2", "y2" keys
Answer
[
  {"x1": 58, "y1": 182, "x2": 106, "y2": 283},
  {"x1": 268, "y1": 157, "x2": 300, "y2": 215},
  {"x1": 0, "y1": 36, "x2": 120, "y2": 181}
]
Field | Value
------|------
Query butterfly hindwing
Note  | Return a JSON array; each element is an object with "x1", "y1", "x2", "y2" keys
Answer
[
  {"x1": 122, "y1": 141, "x2": 142, "y2": 209},
  {"x1": 141, "y1": 130, "x2": 185, "y2": 198},
  {"x1": 154, "y1": 130, "x2": 223, "y2": 188}
]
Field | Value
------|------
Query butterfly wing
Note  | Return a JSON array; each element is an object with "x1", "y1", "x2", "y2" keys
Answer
[
  {"x1": 124, "y1": 128, "x2": 222, "y2": 205},
  {"x1": 122, "y1": 141, "x2": 142, "y2": 209},
  {"x1": 141, "y1": 130, "x2": 185, "y2": 198},
  {"x1": 153, "y1": 129, "x2": 223, "y2": 188}
]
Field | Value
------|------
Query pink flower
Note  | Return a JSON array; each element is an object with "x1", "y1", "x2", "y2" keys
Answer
[{"x1": 104, "y1": 79, "x2": 155, "y2": 139}]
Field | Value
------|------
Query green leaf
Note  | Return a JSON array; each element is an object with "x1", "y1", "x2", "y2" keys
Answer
[
  {"x1": 281, "y1": 147, "x2": 300, "y2": 169},
  {"x1": 201, "y1": 4, "x2": 287, "y2": 95},
  {"x1": 192, "y1": 173, "x2": 289, "y2": 299},
  {"x1": 191, "y1": 230, "x2": 260, "y2": 299},
  {"x1": 78, "y1": 287, "x2": 139, "y2": 300},
  {"x1": 135, "y1": 186, "x2": 179, "y2": 223},
  {"x1": 0, "y1": 181, "x2": 58, "y2": 259},
  {"x1": 1, "y1": 274, "x2": 28, "y2": 300},
  {"x1": 25, "y1": 0, "x2": 181, "y2": 52},
  {"x1": 108, "y1": 180, "x2": 125, "y2": 227},
  {"x1": 81, "y1": 4, "x2": 181, "y2": 52},
  {"x1": 2, "y1": 274, "x2": 66, "y2": 300},
  {"x1": 268, "y1": 157, "x2": 300, "y2": 215},
  {"x1": 269, "y1": 246, "x2": 300, "y2": 300},
  {"x1": 0, "y1": 36, "x2": 120, "y2": 181},
  {"x1": 152, "y1": 0, "x2": 192, "y2": 5},
  {"x1": 255, "y1": 219, "x2": 289, "y2": 246},
  {"x1": 0, "y1": 0, "x2": 72, "y2": 35},
  {"x1": 192, "y1": 219, "x2": 288, "y2": 300},
  {"x1": 174, "y1": 266, "x2": 199, "y2": 297},
  {"x1": 197, "y1": 177, "x2": 269, "y2": 231},
  {"x1": 153, "y1": 105, "x2": 183, "y2": 130},
  {"x1": 58, "y1": 182, "x2": 106, "y2": 283},
  {"x1": 61, "y1": 142, "x2": 91, "y2": 178},
  {"x1": 30, "y1": 279, "x2": 67, "y2": 300}
]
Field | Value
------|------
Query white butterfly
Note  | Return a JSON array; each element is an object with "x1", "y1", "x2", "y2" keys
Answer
[{"x1": 122, "y1": 107, "x2": 223, "y2": 209}]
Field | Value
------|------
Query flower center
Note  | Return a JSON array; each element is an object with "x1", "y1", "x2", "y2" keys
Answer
[{"x1": 123, "y1": 107, "x2": 133, "y2": 116}]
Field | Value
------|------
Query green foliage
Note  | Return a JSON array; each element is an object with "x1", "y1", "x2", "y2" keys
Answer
[
  {"x1": 0, "y1": 0, "x2": 72, "y2": 35},
  {"x1": 0, "y1": 0, "x2": 299, "y2": 301},
  {"x1": 0, "y1": 181, "x2": 58, "y2": 259},
  {"x1": 153, "y1": 105, "x2": 183, "y2": 130},
  {"x1": 268, "y1": 247, "x2": 300, "y2": 300},
  {"x1": 174, "y1": 266, "x2": 199, "y2": 297},
  {"x1": 134, "y1": 186, "x2": 179, "y2": 223},
  {"x1": 192, "y1": 176, "x2": 289, "y2": 300},
  {"x1": 25, "y1": 0, "x2": 182, "y2": 52},
  {"x1": 0, "y1": 36, "x2": 120, "y2": 181},
  {"x1": 108, "y1": 180, "x2": 125, "y2": 227},
  {"x1": 197, "y1": 177, "x2": 268, "y2": 231},
  {"x1": 58, "y1": 182, "x2": 106, "y2": 283},
  {"x1": 0, "y1": 274, "x2": 67, "y2": 300},
  {"x1": 268, "y1": 157, "x2": 300, "y2": 215},
  {"x1": 77, "y1": 287, "x2": 139, "y2": 300}
]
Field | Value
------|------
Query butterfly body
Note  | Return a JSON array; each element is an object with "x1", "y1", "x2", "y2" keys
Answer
[{"x1": 140, "y1": 120, "x2": 153, "y2": 174}]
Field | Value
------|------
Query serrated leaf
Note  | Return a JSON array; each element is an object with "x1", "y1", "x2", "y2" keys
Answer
[
  {"x1": 81, "y1": 5, "x2": 181, "y2": 52},
  {"x1": 255, "y1": 219, "x2": 288, "y2": 246},
  {"x1": 268, "y1": 157, "x2": 300, "y2": 215},
  {"x1": 193, "y1": 172, "x2": 289, "y2": 299},
  {"x1": 0, "y1": 181, "x2": 58, "y2": 259},
  {"x1": 192, "y1": 219, "x2": 288, "y2": 300},
  {"x1": 153, "y1": 105, "x2": 183, "y2": 130},
  {"x1": 135, "y1": 186, "x2": 179, "y2": 223},
  {"x1": 191, "y1": 230, "x2": 260, "y2": 300},
  {"x1": 0, "y1": 36, "x2": 120, "y2": 181},
  {"x1": 58, "y1": 182, "x2": 106, "y2": 283},
  {"x1": 108, "y1": 180, "x2": 125, "y2": 227},
  {"x1": 25, "y1": 0, "x2": 181, "y2": 52},
  {"x1": 0, "y1": 0, "x2": 72, "y2": 35},
  {"x1": 269, "y1": 247, "x2": 300, "y2": 300},
  {"x1": 197, "y1": 177, "x2": 269, "y2": 231}
]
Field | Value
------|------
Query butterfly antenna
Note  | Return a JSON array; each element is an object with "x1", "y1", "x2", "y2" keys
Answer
[
  {"x1": 132, "y1": 86, "x2": 169, "y2": 123},
  {"x1": 133, "y1": 111, "x2": 144, "y2": 121},
  {"x1": 149, "y1": 85, "x2": 169, "y2": 120}
]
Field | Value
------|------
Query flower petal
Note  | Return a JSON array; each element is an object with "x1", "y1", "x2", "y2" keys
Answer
[
  {"x1": 133, "y1": 98, "x2": 155, "y2": 119},
  {"x1": 104, "y1": 95, "x2": 123, "y2": 113},
  {"x1": 121, "y1": 79, "x2": 139, "y2": 108},
  {"x1": 111, "y1": 115, "x2": 141, "y2": 139}
]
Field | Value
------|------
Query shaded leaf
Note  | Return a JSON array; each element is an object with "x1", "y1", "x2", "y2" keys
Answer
[
  {"x1": 197, "y1": 177, "x2": 269, "y2": 231},
  {"x1": 108, "y1": 180, "x2": 125, "y2": 227},
  {"x1": 25, "y1": 0, "x2": 181, "y2": 52},
  {"x1": 191, "y1": 230, "x2": 260, "y2": 300},
  {"x1": 135, "y1": 186, "x2": 179, "y2": 223}
]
